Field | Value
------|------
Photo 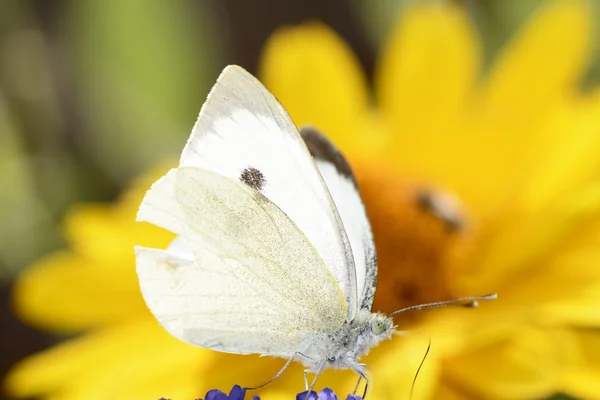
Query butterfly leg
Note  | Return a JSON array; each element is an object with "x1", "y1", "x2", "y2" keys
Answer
[
  {"x1": 247, "y1": 352, "x2": 311, "y2": 391},
  {"x1": 348, "y1": 359, "x2": 369, "y2": 399},
  {"x1": 303, "y1": 370, "x2": 309, "y2": 391},
  {"x1": 352, "y1": 364, "x2": 366, "y2": 394},
  {"x1": 352, "y1": 376, "x2": 362, "y2": 396},
  {"x1": 296, "y1": 353, "x2": 315, "y2": 390},
  {"x1": 356, "y1": 370, "x2": 369, "y2": 399},
  {"x1": 305, "y1": 361, "x2": 326, "y2": 395}
]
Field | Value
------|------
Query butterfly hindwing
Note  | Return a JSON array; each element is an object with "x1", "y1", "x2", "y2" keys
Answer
[
  {"x1": 300, "y1": 126, "x2": 378, "y2": 311},
  {"x1": 136, "y1": 167, "x2": 347, "y2": 356}
]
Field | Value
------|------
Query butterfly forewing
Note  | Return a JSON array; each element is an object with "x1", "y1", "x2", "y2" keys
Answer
[{"x1": 178, "y1": 66, "x2": 359, "y2": 320}]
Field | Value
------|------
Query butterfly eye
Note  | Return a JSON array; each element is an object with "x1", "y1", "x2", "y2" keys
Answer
[{"x1": 371, "y1": 318, "x2": 387, "y2": 335}]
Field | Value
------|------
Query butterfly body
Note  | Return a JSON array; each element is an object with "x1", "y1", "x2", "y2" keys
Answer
[{"x1": 301, "y1": 310, "x2": 394, "y2": 371}]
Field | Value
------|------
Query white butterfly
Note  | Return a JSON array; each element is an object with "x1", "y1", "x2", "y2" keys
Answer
[{"x1": 135, "y1": 65, "x2": 495, "y2": 397}]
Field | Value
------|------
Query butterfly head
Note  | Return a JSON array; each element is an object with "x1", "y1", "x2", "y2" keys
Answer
[
  {"x1": 369, "y1": 313, "x2": 394, "y2": 336},
  {"x1": 345, "y1": 310, "x2": 395, "y2": 361}
]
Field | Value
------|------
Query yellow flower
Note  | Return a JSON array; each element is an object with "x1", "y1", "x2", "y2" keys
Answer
[{"x1": 6, "y1": 1, "x2": 600, "y2": 399}]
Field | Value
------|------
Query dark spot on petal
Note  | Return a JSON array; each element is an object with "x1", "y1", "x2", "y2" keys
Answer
[
  {"x1": 416, "y1": 189, "x2": 463, "y2": 232},
  {"x1": 240, "y1": 167, "x2": 266, "y2": 191}
]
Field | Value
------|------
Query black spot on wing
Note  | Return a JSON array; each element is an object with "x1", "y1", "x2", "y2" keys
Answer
[
  {"x1": 240, "y1": 167, "x2": 266, "y2": 191},
  {"x1": 299, "y1": 126, "x2": 358, "y2": 188}
]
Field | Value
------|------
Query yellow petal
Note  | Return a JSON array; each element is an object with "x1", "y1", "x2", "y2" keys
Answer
[
  {"x1": 194, "y1": 353, "x2": 291, "y2": 396},
  {"x1": 367, "y1": 336, "x2": 441, "y2": 400},
  {"x1": 540, "y1": 280, "x2": 600, "y2": 327},
  {"x1": 259, "y1": 22, "x2": 369, "y2": 152},
  {"x1": 255, "y1": 389, "x2": 300, "y2": 400},
  {"x1": 482, "y1": 0, "x2": 593, "y2": 127},
  {"x1": 46, "y1": 354, "x2": 207, "y2": 400},
  {"x1": 376, "y1": 1, "x2": 479, "y2": 136},
  {"x1": 509, "y1": 248, "x2": 600, "y2": 307},
  {"x1": 385, "y1": 0, "x2": 595, "y2": 222},
  {"x1": 4, "y1": 319, "x2": 210, "y2": 397},
  {"x1": 62, "y1": 165, "x2": 173, "y2": 263},
  {"x1": 64, "y1": 203, "x2": 173, "y2": 264},
  {"x1": 444, "y1": 327, "x2": 577, "y2": 399},
  {"x1": 466, "y1": 182, "x2": 600, "y2": 289},
  {"x1": 432, "y1": 382, "x2": 476, "y2": 400},
  {"x1": 109, "y1": 368, "x2": 208, "y2": 400},
  {"x1": 516, "y1": 93, "x2": 600, "y2": 211},
  {"x1": 561, "y1": 329, "x2": 600, "y2": 400},
  {"x1": 373, "y1": 124, "x2": 532, "y2": 220},
  {"x1": 12, "y1": 250, "x2": 147, "y2": 332}
]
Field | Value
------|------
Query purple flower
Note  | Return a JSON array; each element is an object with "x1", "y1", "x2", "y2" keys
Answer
[
  {"x1": 195, "y1": 385, "x2": 359, "y2": 400},
  {"x1": 296, "y1": 388, "x2": 362, "y2": 400},
  {"x1": 201, "y1": 385, "x2": 255, "y2": 400}
]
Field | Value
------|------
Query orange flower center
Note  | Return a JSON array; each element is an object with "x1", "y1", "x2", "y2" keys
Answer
[{"x1": 356, "y1": 164, "x2": 474, "y2": 322}]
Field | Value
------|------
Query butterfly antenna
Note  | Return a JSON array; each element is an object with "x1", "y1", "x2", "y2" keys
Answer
[
  {"x1": 390, "y1": 293, "x2": 497, "y2": 318},
  {"x1": 409, "y1": 337, "x2": 431, "y2": 400}
]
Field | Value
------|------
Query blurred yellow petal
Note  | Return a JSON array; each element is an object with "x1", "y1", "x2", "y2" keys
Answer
[
  {"x1": 376, "y1": 2, "x2": 479, "y2": 136},
  {"x1": 444, "y1": 328, "x2": 577, "y2": 399},
  {"x1": 482, "y1": 0, "x2": 593, "y2": 126},
  {"x1": 516, "y1": 94, "x2": 600, "y2": 211},
  {"x1": 109, "y1": 369, "x2": 208, "y2": 400},
  {"x1": 469, "y1": 182, "x2": 600, "y2": 289},
  {"x1": 13, "y1": 251, "x2": 147, "y2": 332},
  {"x1": 561, "y1": 329, "x2": 600, "y2": 400},
  {"x1": 5, "y1": 320, "x2": 209, "y2": 398},
  {"x1": 540, "y1": 281, "x2": 600, "y2": 327},
  {"x1": 64, "y1": 203, "x2": 172, "y2": 263},
  {"x1": 259, "y1": 22, "x2": 369, "y2": 152},
  {"x1": 384, "y1": 0, "x2": 595, "y2": 220},
  {"x1": 432, "y1": 382, "x2": 471, "y2": 400},
  {"x1": 368, "y1": 336, "x2": 440, "y2": 400},
  {"x1": 377, "y1": 126, "x2": 529, "y2": 219},
  {"x1": 507, "y1": 248, "x2": 600, "y2": 308}
]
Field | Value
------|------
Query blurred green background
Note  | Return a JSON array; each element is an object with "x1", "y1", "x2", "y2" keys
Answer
[{"x1": 1, "y1": 1, "x2": 599, "y2": 399}]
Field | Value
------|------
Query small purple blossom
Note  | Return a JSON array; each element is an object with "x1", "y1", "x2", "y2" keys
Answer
[
  {"x1": 296, "y1": 388, "x2": 362, "y2": 400},
  {"x1": 200, "y1": 385, "x2": 255, "y2": 400},
  {"x1": 192, "y1": 385, "x2": 360, "y2": 400},
  {"x1": 345, "y1": 395, "x2": 362, "y2": 400}
]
